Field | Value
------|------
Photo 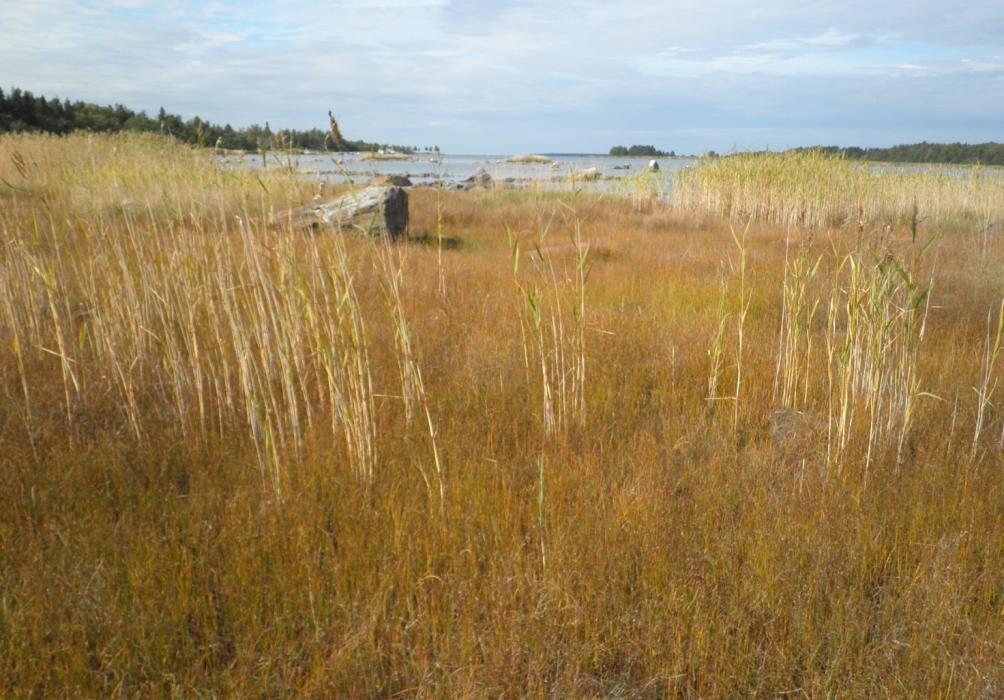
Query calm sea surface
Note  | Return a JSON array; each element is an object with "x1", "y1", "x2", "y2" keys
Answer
[
  {"x1": 220, "y1": 152, "x2": 1003, "y2": 200},
  {"x1": 223, "y1": 152, "x2": 697, "y2": 197}
]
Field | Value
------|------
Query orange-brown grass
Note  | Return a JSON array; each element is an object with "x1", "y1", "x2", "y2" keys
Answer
[{"x1": 1, "y1": 133, "x2": 1002, "y2": 696}]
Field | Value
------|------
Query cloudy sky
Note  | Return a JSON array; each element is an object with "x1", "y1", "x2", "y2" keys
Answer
[{"x1": 3, "y1": 1, "x2": 1002, "y2": 153}]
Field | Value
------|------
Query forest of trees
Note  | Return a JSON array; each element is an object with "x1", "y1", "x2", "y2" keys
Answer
[
  {"x1": 796, "y1": 142, "x2": 1004, "y2": 166},
  {"x1": 0, "y1": 87, "x2": 417, "y2": 153},
  {"x1": 5, "y1": 87, "x2": 1002, "y2": 165},
  {"x1": 609, "y1": 145, "x2": 672, "y2": 157}
]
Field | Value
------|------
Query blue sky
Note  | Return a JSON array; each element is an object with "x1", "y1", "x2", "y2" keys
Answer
[{"x1": 2, "y1": 1, "x2": 1002, "y2": 153}]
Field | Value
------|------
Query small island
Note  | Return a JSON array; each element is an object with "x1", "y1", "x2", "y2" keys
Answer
[
  {"x1": 506, "y1": 154, "x2": 553, "y2": 164},
  {"x1": 609, "y1": 144, "x2": 675, "y2": 157}
]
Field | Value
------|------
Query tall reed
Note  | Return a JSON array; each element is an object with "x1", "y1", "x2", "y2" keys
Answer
[
  {"x1": 972, "y1": 297, "x2": 1004, "y2": 461},
  {"x1": 773, "y1": 238, "x2": 822, "y2": 410},
  {"x1": 0, "y1": 132, "x2": 380, "y2": 494},
  {"x1": 824, "y1": 248, "x2": 932, "y2": 473},
  {"x1": 675, "y1": 149, "x2": 1004, "y2": 230},
  {"x1": 373, "y1": 244, "x2": 444, "y2": 509},
  {"x1": 507, "y1": 205, "x2": 590, "y2": 438}
]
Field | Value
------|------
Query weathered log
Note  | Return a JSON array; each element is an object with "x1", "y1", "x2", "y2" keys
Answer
[
  {"x1": 370, "y1": 174, "x2": 413, "y2": 187},
  {"x1": 275, "y1": 185, "x2": 409, "y2": 239}
]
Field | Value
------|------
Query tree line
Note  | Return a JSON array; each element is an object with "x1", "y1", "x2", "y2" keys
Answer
[
  {"x1": 0, "y1": 87, "x2": 417, "y2": 153},
  {"x1": 609, "y1": 145, "x2": 673, "y2": 157},
  {"x1": 795, "y1": 142, "x2": 1004, "y2": 166}
]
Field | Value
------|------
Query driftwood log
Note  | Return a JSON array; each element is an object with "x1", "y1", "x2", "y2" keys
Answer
[{"x1": 275, "y1": 185, "x2": 409, "y2": 239}]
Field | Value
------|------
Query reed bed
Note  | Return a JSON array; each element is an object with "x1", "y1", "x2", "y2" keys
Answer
[
  {"x1": 1, "y1": 133, "x2": 1002, "y2": 696},
  {"x1": 0, "y1": 133, "x2": 381, "y2": 495},
  {"x1": 674, "y1": 149, "x2": 1004, "y2": 231}
]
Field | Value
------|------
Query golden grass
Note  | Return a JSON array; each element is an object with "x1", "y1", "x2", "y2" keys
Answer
[
  {"x1": 675, "y1": 149, "x2": 1004, "y2": 231},
  {"x1": 1, "y1": 133, "x2": 1002, "y2": 696}
]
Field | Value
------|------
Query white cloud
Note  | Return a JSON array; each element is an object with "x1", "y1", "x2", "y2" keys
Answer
[
  {"x1": 2, "y1": 1, "x2": 1003, "y2": 152},
  {"x1": 750, "y1": 29, "x2": 865, "y2": 52}
]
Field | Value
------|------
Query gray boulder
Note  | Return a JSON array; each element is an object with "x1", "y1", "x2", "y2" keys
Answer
[{"x1": 462, "y1": 167, "x2": 493, "y2": 189}]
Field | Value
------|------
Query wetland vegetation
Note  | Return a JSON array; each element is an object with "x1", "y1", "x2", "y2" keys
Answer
[{"x1": 1, "y1": 132, "x2": 1002, "y2": 696}]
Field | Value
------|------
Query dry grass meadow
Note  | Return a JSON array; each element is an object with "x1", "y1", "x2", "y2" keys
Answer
[{"x1": 1, "y1": 133, "x2": 1003, "y2": 696}]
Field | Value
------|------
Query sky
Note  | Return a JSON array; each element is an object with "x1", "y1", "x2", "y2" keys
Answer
[{"x1": 2, "y1": 1, "x2": 1002, "y2": 154}]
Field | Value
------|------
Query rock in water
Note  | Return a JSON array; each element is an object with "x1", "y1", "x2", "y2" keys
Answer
[
  {"x1": 275, "y1": 185, "x2": 409, "y2": 240},
  {"x1": 647, "y1": 159, "x2": 660, "y2": 172},
  {"x1": 462, "y1": 167, "x2": 493, "y2": 189}
]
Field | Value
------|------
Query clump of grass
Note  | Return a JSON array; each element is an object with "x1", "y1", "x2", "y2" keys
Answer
[
  {"x1": 614, "y1": 167, "x2": 667, "y2": 210},
  {"x1": 0, "y1": 132, "x2": 377, "y2": 493},
  {"x1": 823, "y1": 242, "x2": 933, "y2": 473},
  {"x1": 704, "y1": 224, "x2": 752, "y2": 432},
  {"x1": 773, "y1": 237, "x2": 822, "y2": 410},
  {"x1": 507, "y1": 202, "x2": 590, "y2": 438},
  {"x1": 373, "y1": 244, "x2": 444, "y2": 509},
  {"x1": 730, "y1": 224, "x2": 751, "y2": 430},
  {"x1": 706, "y1": 265, "x2": 730, "y2": 415},
  {"x1": 972, "y1": 297, "x2": 1004, "y2": 460}
]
